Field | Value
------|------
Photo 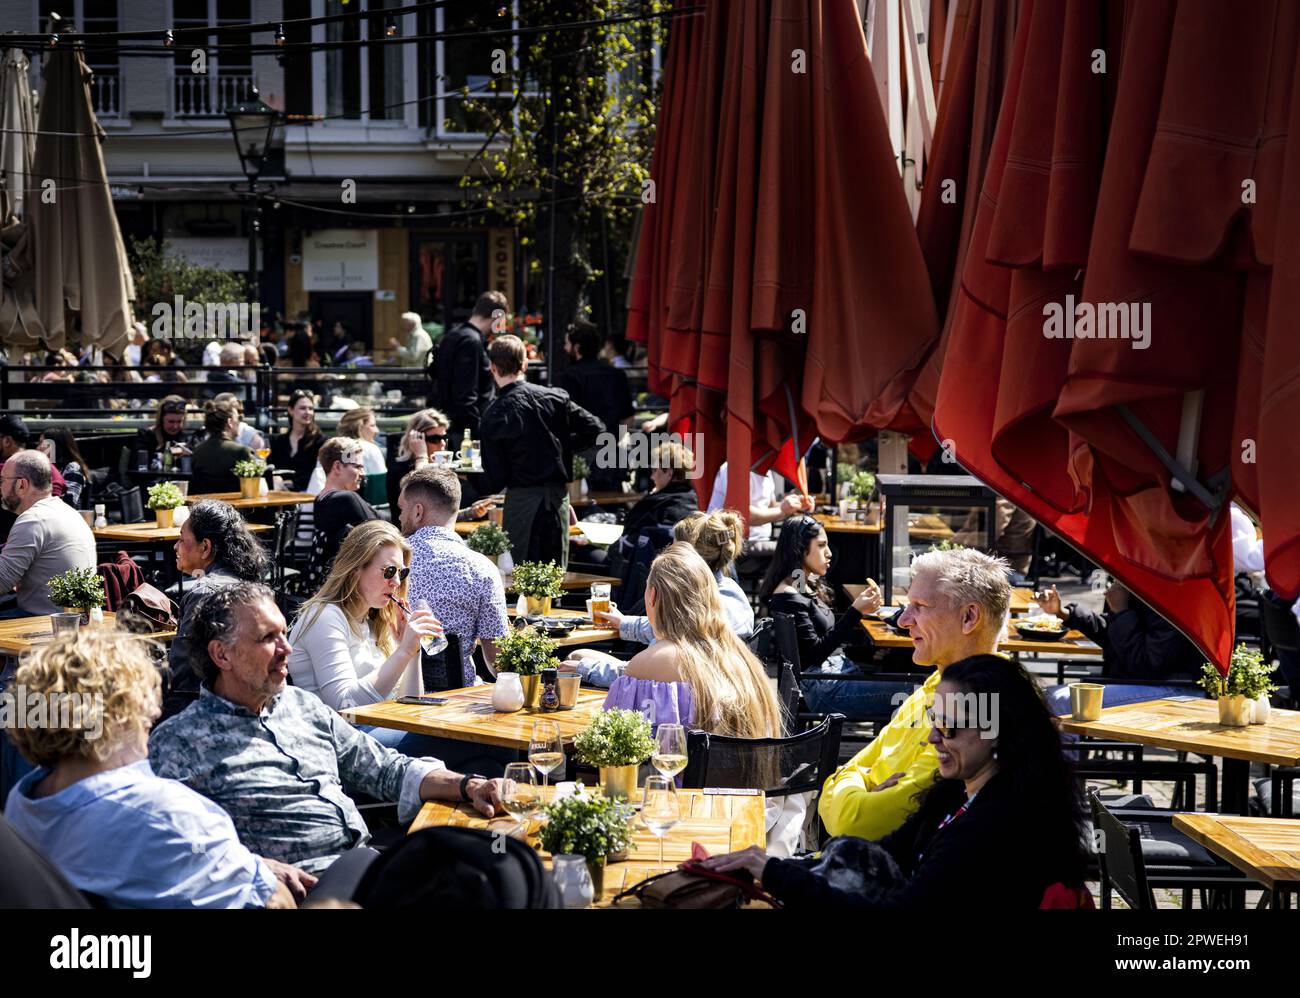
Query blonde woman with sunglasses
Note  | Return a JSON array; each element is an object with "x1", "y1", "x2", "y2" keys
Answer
[{"x1": 286, "y1": 522, "x2": 441, "y2": 732}]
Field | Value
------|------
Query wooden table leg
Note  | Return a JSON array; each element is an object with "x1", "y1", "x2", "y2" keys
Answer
[{"x1": 1221, "y1": 758, "x2": 1251, "y2": 815}]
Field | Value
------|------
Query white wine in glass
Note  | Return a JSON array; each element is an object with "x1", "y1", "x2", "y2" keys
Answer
[
  {"x1": 641, "y1": 776, "x2": 680, "y2": 864},
  {"x1": 502, "y1": 763, "x2": 540, "y2": 827},
  {"x1": 652, "y1": 723, "x2": 688, "y2": 780},
  {"x1": 529, "y1": 720, "x2": 564, "y2": 789}
]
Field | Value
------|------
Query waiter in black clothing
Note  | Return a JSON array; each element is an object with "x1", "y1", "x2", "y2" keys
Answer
[
  {"x1": 430, "y1": 290, "x2": 499, "y2": 443},
  {"x1": 480, "y1": 334, "x2": 605, "y2": 569},
  {"x1": 557, "y1": 319, "x2": 634, "y2": 493}
]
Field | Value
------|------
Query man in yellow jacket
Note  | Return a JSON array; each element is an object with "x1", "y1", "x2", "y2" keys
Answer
[{"x1": 818, "y1": 548, "x2": 1011, "y2": 840}]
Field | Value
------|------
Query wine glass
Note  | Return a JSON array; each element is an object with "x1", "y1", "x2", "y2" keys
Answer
[
  {"x1": 255, "y1": 446, "x2": 271, "y2": 462},
  {"x1": 652, "y1": 723, "x2": 688, "y2": 782},
  {"x1": 641, "y1": 776, "x2": 680, "y2": 865},
  {"x1": 529, "y1": 720, "x2": 564, "y2": 790},
  {"x1": 502, "y1": 763, "x2": 540, "y2": 833}
]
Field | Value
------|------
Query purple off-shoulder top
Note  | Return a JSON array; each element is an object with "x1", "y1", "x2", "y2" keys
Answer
[{"x1": 603, "y1": 676, "x2": 695, "y2": 729}]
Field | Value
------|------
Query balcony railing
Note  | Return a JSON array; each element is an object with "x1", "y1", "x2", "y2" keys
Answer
[
  {"x1": 171, "y1": 73, "x2": 254, "y2": 117},
  {"x1": 91, "y1": 72, "x2": 122, "y2": 118}
]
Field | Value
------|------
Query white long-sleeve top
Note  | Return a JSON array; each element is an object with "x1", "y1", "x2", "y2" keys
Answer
[
  {"x1": 1230, "y1": 503, "x2": 1265, "y2": 574},
  {"x1": 286, "y1": 603, "x2": 420, "y2": 712}
]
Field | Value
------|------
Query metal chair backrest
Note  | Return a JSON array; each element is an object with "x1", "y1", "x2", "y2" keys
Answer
[
  {"x1": 681, "y1": 713, "x2": 844, "y2": 798},
  {"x1": 772, "y1": 612, "x2": 804, "y2": 679},
  {"x1": 775, "y1": 661, "x2": 802, "y2": 735},
  {"x1": 269, "y1": 507, "x2": 298, "y2": 586},
  {"x1": 421, "y1": 633, "x2": 466, "y2": 692},
  {"x1": 118, "y1": 486, "x2": 144, "y2": 524},
  {"x1": 1261, "y1": 593, "x2": 1300, "y2": 655},
  {"x1": 1088, "y1": 789, "x2": 1154, "y2": 910}
]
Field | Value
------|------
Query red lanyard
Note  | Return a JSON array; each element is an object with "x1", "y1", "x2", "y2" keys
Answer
[{"x1": 918, "y1": 791, "x2": 978, "y2": 864}]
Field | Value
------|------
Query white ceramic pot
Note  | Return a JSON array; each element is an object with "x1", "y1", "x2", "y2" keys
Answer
[
  {"x1": 1251, "y1": 693, "x2": 1271, "y2": 725},
  {"x1": 491, "y1": 672, "x2": 525, "y2": 712}
]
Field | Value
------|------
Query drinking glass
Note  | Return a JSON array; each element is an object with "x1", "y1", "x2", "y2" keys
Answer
[
  {"x1": 641, "y1": 776, "x2": 680, "y2": 864},
  {"x1": 651, "y1": 723, "x2": 688, "y2": 781},
  {"x1": 529, "y1": 720, "x2": 564, "y2": 790},
  {"x1": 589, "y1": 582, "x2": 612, "y2": 617},
  {"x1": 502, "y1": 763, "x2": 541, "y2": 828},
  {"x1": 255, "y1": 447, "x2": 271, "y2": 462},
  {"x1": 51, "y1": 612, "x2": 82, "y2": 638}
]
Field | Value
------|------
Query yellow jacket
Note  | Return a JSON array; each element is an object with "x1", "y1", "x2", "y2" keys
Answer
[{"x1": 817, "y1": 668, "x2": 941, "y2": 841}]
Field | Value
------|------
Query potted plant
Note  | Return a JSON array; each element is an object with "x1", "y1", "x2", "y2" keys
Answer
[
  {"x1": 492, "y1": 625, "x2": 558, "y2": 708},
  {"x1": 569, "y1": 454, "x2": 591, "y2": 504},
  {"x1": 512, "y1": 560, "x2": 565, "y2": 616},
  {"x1": 538, "y1": 789, "x2": 634, "y2": 898},
  {"x1": 574, "y1": 707, "x2": 656, "y2": 800},
  {"x1": 1199, "y1": 644, "x2": 1279, "y2": 727},
  {"x1": 232, "y1": 457, "x2": 267, "y2": 500},
  {"x1": 466, "y1": 522, "x2": 511, "y2": 569},
  {"x1": 146, "y1": 482, "x2": 185, "y2": 528},
  {"x1": 48, "y1": 567, "x2": 106, "y2": 623},
  {"x1": 840, "y1": 470, "x2": 876, "y2": 521},
  {"x1": 836, "y1": 462, "x2": 859, "y2": 501}
]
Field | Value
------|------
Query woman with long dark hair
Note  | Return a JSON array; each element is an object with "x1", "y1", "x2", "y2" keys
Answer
[
  {"x1": 702, "y1": 654, "x2": 1091, "y2": 909},
  {"x1": 37, "y1": 429, "x2": 91, "y2": 510},
  {"x1": 165, "y1": 500, "x2": 271, "y2": 715},
  {"x1": 269, "y1": 389, "x2": 323, "y2": 491},
  {"x1": 759, "y1": 515, "x2": 907, "y2": 719}
]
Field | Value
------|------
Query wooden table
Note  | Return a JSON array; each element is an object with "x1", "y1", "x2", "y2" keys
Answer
[
  {"x1": 507, "y1": 607, "x2": 621, "y2": 648},
  {"x1": 860, "y1": 618, "x2": 1102, "y2": 658},
  {"x1": 455, "y1": 521, "x2": 583, "y2": 538},
  {"x1": 1173, "y1": 814, "x2": 1300, "y2": 906},
  {"x1": 844, "y1": 584, "x2": 1036, "y2": 615},
  {"x1": 94, "y1": 521, "x2": 272, "y2": 543},
  {"x1": 341, "y1": 684, "x2": 607, "y2": 751},
  {"x1": 506, "y1": 571, "x2": 620, "y2": 593},
  {"x1": 1061, "y1": 698, "x2": 1300, "y2": 814},
  {"x1": 572, "y1": 491, "x2": 646, "y2": 508},
  {"x1": 0, "y1": 613, "x2": 176, "y2": 657},
  {"x1": 816, "y1": 514, "x2": 882, "y2": 536},
  {"x1": 186, "y1": 490, "x2": 316, "y2": 509},
  {"x1": 410, "y1": 789, "x2": 767, "y2": 906}
]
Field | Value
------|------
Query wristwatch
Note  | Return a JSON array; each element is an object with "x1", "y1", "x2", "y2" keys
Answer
[{"x1": 459, "y1": 773, "x2": 487, "y2": 802}]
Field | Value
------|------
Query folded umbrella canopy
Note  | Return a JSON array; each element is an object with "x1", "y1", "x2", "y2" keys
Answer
[
  {"x1": 931, "y1": 0, "x2": 1245, "y2": 669},
  {"x1": 0, "y1": 48, "x2": 36, "y2": 224},
  {"x1": 627, "y1": 0, "x2": 936, "y2": 517},
  {"x1": 22, "y1": 47, "x2": 134, "y2": 357}
]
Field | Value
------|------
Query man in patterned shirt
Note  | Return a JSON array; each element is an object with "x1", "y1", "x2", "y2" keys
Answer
[
  {"x1": 398, "y1": 465, "x2": 510, "y2": 687},
  {"x1": 148, "y1": 581, "x2": 506, "y2": 875}
]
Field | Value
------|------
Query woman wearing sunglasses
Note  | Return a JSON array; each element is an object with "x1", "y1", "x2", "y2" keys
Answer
[
  {"x1": 385, "y1": 408, "x2": 451, "y2": 512},
  {"x1": 700, "y1": 654, "x2": 1089, "y2": 909},
  {"x1": 287, "y1": 521, "x2": 442, "y2": 750}
]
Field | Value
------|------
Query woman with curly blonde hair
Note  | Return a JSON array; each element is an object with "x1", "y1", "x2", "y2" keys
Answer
[{"x1": 3, "y1": 629, "x2": 297, "y2": 908}]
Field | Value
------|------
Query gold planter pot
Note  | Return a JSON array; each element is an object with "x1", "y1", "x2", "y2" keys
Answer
[
  {"x1": 154, "y1": 507, "x2": 175, "y2": 529},
  {"x1": 239, "y1": 476, "x2": 261, "y2": 500},
  {"x1": 1217, "y1": 694, "x2": 1252, "y2": 727},
  {"x1": 518, "y1": 673, "x2": 542, "y2": 708},
  {"x1": 523, "y1": 596, "x2": 552, "y2": 617},
  {"x1": 599, "y1": 764, "x2": 639, "y2": 801}
]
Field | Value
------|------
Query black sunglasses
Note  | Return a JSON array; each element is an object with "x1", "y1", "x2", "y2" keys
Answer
[
  {"x1": 381, "y1": 565, "x2": 411, "y2": 582},
  {"x1": 925, "y1": 707, "x2": 963, "y2": 740},
  {"x1": 424, "y1": 433, "x2": 447, "y2": 444}
]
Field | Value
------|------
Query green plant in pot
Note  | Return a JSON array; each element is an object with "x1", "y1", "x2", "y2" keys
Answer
[
  {"x1": 466, "y1": 522, "x2": 511, "y2": 567},
  {"x1": 512, "y1": 560, "x2": 564, "y2": 616},
  {"x1": 1199, "y1": 644, "x2": 1278, "y2": 727},
  {"x1": 538, "y1": 790, "x2": 634, "y2": 899},
  {"x1": 232, "y1": 457, "x2": 268, "y2": 500},
  {"x1": 145, "y1": 482, "x2": 185, "y2": 528},
  {"x1": 492, "y1": 625, "x2": 558, "y2": 708},
  {"x1": 574, "y1": 707, "x2": 655, "y2": 801},
  {"x1": 569, "y1": 454, "x2": 591, "y2": 503},
  {"x1": 48, "y1": 567, "x2": 106, "y2": 622}
]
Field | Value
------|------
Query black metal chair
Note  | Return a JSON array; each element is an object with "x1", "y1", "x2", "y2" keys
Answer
[
  {"x1": 1087, "y1": 790, "x2": 1255, "y2": 909},
  {"x1": 421, "y1": 634, "x2": 466, "y2": 692},
  {"x1": 116, "y1": 486, "x2": 145, "y2": 524},
  {"x1": 267, "y1": 507, "x2": 301, "y2": 590},
  {"x1": 681, "y1": 713, "x2": 845, "y2": 803}
]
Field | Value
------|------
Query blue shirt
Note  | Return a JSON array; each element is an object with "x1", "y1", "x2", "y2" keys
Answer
[{"x1": 4, "y1": 759, "x2": 277, "y2": 909}]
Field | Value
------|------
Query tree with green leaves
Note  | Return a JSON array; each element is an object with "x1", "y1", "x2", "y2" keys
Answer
[
  {"x1": 129, "y1": 236, "x2": 253, "y2": 360},
  {"x1": 454, "y1": 0, "x2": 666, "y2": 375}
]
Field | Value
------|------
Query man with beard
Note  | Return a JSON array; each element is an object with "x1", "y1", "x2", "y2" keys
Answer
[
  {"x1": 0, "y1": 450, "x2": 96, "y2": 617},
  {"x1": 149, "y1": 582, "x2": 507, "y2": 875}
]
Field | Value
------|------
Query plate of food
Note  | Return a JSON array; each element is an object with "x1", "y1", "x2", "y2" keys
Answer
[{"x1": 1013, "y1": 617, "x2": 1067, "y2": 641}]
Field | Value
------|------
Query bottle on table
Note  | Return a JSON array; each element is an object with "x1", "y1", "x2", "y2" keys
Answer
[{"x1": 539, "y1": 667, "x2": 560, "y2": 712}]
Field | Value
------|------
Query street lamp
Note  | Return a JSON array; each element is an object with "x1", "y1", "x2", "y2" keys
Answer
[{"x1": 226, "y1": 90, "x2": 284, "y2": 303}]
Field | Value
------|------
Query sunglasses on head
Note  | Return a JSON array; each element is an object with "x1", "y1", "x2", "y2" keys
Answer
[
  {"x1": 381, "y1": 565, "x2": 411, "y2": 582},
  {"x1": 162, "y1": 403, "x2": 186, "y2": 414}
]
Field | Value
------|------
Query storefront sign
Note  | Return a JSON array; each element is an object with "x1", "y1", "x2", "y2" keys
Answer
[
  {"x1": 301, "y1": 229, "x2": 379, "y2": 291},
  {"x1": 166, "y1": 237, "x2": 260, "y2": 272}
]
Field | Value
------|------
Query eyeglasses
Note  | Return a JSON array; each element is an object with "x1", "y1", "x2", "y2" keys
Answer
[
  {"x1": 0, "y1": 475, "x2": 26, "y2": 485},
  {"x1": 424, "y1": 433, "x2": 447, "y2": 445},
  {"x1": 925, "y1": 708, "x2": 964, "y2": 740},
  {"x1": 381, "y1": 565, "x2": 411, "y2": 582}
]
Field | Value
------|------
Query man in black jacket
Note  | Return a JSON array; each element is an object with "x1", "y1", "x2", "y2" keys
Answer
[
  {"x1": 1038, "y1": 582, "x2": 1205, "y2": 713},
  {"x1": 479, "y1": 335, "x2": 604, "y2": 569},
  {"x1": 429, "y1": 291, "x2": 499, "y2": 443},
  {"x1": 557, "y1": 319, "x2": 633, "y2": 492}
]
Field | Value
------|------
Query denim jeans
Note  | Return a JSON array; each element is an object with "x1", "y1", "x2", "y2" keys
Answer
[
  {"x1": 800, "y1": 656, "x2": 918, "y2": 722},
  {"x1": 1044, "y1": 683, "x2": 1203, "y2": 717}
]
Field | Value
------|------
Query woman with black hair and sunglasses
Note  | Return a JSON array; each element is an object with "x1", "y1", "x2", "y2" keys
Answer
[
  {"x1": 701, "y1": 654, "x2": 1091, "y2": 909},
  {"x1": 760, "y1": 515, "x2": 913, "y2": 719}
]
